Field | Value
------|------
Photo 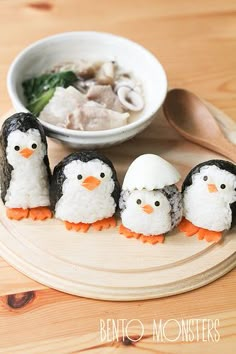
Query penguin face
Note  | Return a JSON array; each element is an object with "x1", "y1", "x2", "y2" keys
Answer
[
  {"x1": 63, "y1": 158, "x2": 114, "y2": 193},
  {"x1": 6, "y1": 129, "x2": 46, "y2": 167},
  {"x1": 125, "y1": 189, "x2": 171, "y2": 217},
  {"x1": 191, "y1": 165, "x2": 236, "y2": 204}
]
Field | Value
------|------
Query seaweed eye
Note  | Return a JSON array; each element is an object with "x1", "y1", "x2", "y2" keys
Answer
[
  {"x1": 220, "y1": 184, "x2": 226, "y2": 189},
  {"x1": 77, "y1": 174, "x2": 83, "y2": 180},
  {"x1": 14, "y1": 146, "x2": 20, "y2": 151},
  {"x1": 100, "y1": 172, "x2": 105, "y2": 178},
  {"x1": 32, "y1": 143, "x2": 37, "y2": 149},
  {"x1": 203, "y1": 176, "x2": 208, "y2": 181},
  {"x1": 155, "y1": 201, "x2": 160, "y2": 207},
  {"x1": 136, "y1": 199, "x2": 142, "y2": 205}
]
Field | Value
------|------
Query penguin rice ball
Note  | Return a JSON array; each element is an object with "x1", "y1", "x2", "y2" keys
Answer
[
  {"x1": 0, "y1": 113, "x2": 52, "y2": 221},
  {"x1": 1, "y1": 112, "x2": 235, "y2": 246},
  {"x1": 119, "y1": 154, "x2": 183, "y2": 244},
  {"x1": 179, "y1": 160, "x2": 236, "y2": 243},
  {"x1": 50, "y1": 151, "x2": 120, "y2": 232}
]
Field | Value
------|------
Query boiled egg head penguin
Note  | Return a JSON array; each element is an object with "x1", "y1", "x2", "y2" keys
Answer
[
  {"x1": 0, "y1": 112, "x2": 52, "y2": 221},
  {"x1": 50, "y1": 151, "x2": 120, "y2": 232},
  {"x1": 180, "y1": 159, "x2": 236, "y2": 242},
  {"x1": 119, "y1": 154, "x2": 182, "y2": 245}
]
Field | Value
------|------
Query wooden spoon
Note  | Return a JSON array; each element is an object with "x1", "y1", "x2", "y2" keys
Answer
[{"x1": 163, "y1": 89, "x2": 236, "y2": 162}]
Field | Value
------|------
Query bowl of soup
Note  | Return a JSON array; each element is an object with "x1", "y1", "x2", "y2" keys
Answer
[{"x1": 7, "y1": 31, "x2": 167, "y2": 148}]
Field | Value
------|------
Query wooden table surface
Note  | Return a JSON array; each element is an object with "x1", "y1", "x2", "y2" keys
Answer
[{"x1": 0, "y1": 0, "x2": 235, "y2": 353}]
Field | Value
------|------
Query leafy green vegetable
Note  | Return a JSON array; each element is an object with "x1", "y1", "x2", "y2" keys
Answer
[
  {"x1": 27, "y1": 88, "x2": 55, "y2": 116},
  {"x1": 22, "y1": 71, "x2": 78, "y2": 116}
]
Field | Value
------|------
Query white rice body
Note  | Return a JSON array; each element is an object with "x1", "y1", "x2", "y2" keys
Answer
[
  {"x1": 55, "y1": 159, "x2": 116, "y2": 223},
  {"x1": 183, "y1": 165, "x2": 236, "y2": 231},
  {"x1": 5, "y1": 129, "x2": 50, "y2": 209},
  {"x1": 121, "y1": 189, "x2": 172, "y2": 236}
]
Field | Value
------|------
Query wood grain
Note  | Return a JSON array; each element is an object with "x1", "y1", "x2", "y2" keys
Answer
[
  {"x1": 0, "y1": 274, "x2": 235, "y2": 353},
  {"x1": 0, "y1": 0, "x2": 235, "y2": 352}
]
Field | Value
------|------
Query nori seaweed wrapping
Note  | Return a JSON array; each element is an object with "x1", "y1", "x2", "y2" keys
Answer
[
  {"x1": 0, "y1": 112, "x2": 51, "y2": 204},
  {"x1": 50, "y1": 151, "x2": 120, "y2": 212},
  {"x1": 182, "y1": 159, "x2": 236, "y2": 229}
]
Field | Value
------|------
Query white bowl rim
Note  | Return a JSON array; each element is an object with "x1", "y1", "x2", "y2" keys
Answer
[{"x1": 7, "y1": 31, "x2": 168, "y2": 138}]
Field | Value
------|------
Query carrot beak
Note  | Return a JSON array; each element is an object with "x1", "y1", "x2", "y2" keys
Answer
[
  {"x1": 82, "y1": 176, "x2": 101, "y2": 191},
  {"x1": 20, "y1": 148, "x2": 34, "y2": 159},
  {"x1": 142, "y1": 204, "x2": 154, "y2": 214},
  {"x1": 208, "y1": 184, "x2": 218, "y2": 193}
]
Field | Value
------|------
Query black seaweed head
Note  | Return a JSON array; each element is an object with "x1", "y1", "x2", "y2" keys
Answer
[
  {"x1": 0, "y1": 112, "x2": 51, "y2": 203},
  {"x1": 50, "y1": 151, "x2": 121, "y2": 211},
  {"x1": 0, "y1": 112, "x2": 47, "y2": 148},
  {"x1": 182, "y1": 159, "x2": 236, "y2": 229},
  {"x1": 182, "y1": 159, "x2": 236, "y2": 193}
]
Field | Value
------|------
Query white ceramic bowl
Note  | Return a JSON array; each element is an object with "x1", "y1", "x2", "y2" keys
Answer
[{"x1": 7, "y1": 32, "x2": 167, "y2": 149}]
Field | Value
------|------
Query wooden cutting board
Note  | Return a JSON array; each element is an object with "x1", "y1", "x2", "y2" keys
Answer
[{"x1": 0, "y1": 105, "x2": 235, "y2": 301}]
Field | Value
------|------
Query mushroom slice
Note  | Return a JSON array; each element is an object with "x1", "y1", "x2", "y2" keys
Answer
[
  {"x1": 66, "y1": 101, "x2": 129, "y2": 131},
  {"x1": 114, "y1": 79, "x2": 136, "y2": 93},
  {"x1": 76, "y1": 60, "x2": 100, "y2": 79},
  {"x1": 96, "y1": 61, "x2": 115, "y2": 85},
  {"x1": 117, "y1": 86, "x2": 144, "y2": 111},
  {"x1": 87, "y1": 85, "x2": 124, "y2": 112}
]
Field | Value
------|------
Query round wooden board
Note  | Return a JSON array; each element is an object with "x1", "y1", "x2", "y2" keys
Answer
[{"x1": 0, "y1": 106, "x2": 235, "y2": 301}]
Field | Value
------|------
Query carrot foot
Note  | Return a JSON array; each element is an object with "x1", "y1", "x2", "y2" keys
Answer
[
  {"x1": 65, "y1": 221, "x2": 90, "y2": 233},
  {"x1": 29, "y1": 207, "x2": 52, "y2": 221},
  {"x1": 178, "y1": 218, "x2": 199, "y2": 237},
  {"x1": 197, "y1": 228, "x2": 222, "y2": 243},
  {"x1": 6, "y1": 208, "x2": 29, "y2": 220},
  {"x1": 119, "y1": 224, "x2": 141, "y2": 239},
  {"x1": 92, "y1": 216, "x2": 116, "y2": 231},
  {"x1": 140, "y1": 234, "x2": 164, "y2": 245},
  {"x1": 197, "y1": 228, "x2": 206, "y2": 240},
  {"x1": 119, "y1": 224, "x2": 164, "y2": 244}
]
